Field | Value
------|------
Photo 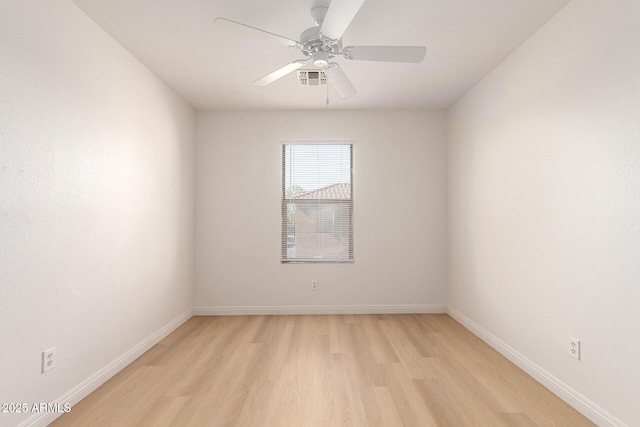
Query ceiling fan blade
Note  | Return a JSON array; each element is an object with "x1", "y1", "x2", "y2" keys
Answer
[
  {"x1": 252, "y1": 60, "x2": 308, "y2": 86},
  {"x1": 214, "y1": 18, "x2": 298, "y2": 47},
  {"x1": 325, "y1": 64, "x2": 357, "y2": 99},
  {"x1": 320, "y1": 0, "x2": 366, "y2": 41},
  {"x1": 343, "y1": 46, "x2": 427, "y2": 63}
]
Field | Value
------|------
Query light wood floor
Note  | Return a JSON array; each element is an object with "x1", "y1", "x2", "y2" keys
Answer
[{"x1": 50, "y1": 314, "x2": 594, "y2": 426}]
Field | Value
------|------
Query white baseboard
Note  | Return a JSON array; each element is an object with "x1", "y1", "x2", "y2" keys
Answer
[
  {"x1": 22, "y1": 308, "x2": 194, "y2": 427},
  {"x1": 447, "y1": 307, "x2": 627, "y2": 427},
  {"x1": 194, "y1": 304, "x2": 448, "y2": 316}
]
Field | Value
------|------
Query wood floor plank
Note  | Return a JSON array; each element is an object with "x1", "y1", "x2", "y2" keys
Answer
[
  {"x1": 500, "y1": 412, "x2": 540, "y2": 427},
  {"x1": 50, "y1": 314, "x2": 595, "y2": 427},
  {"x1": 378, "y1": 317, "x2": 432, "y2": 380},
  {"x1": 413, "y1": 377, "x2": 475, "y2": 427},
  {"x1": 371, "y1": 386, "x2": 404, "y2": 426},
  {"x1": 378, "y1": 362, "x2": 439, "y2": 427},
  {"x1": 359, "y1": 315, "x2": 400, "y2": 364}
]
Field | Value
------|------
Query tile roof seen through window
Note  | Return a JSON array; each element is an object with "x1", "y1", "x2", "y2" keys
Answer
[{"x1": 290, "y1": 183, "x2": 351, "y2": 200}]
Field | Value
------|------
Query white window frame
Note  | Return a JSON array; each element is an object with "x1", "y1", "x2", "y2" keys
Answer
[{"x1": 281, "y1": 142, "x2": 354, "y2": 264}]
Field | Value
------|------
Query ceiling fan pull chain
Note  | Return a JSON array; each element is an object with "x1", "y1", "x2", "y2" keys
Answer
[{"x1": 326, "y1": 80, "x2": 330, "y2": 105}]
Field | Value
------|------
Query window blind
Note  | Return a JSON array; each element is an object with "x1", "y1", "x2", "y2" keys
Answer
[{"x1": 282, "y1": 143, "x2": 353, "y2": 263}]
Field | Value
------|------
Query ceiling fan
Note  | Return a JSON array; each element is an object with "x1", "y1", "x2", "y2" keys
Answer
[{"x1": 214, "y1": 0, "x2": 426, "y2": 99}]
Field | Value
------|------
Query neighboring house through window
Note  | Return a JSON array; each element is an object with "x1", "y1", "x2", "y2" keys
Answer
[{"x1": 281, "y1": 143, "x2": 353, "y2": 263}]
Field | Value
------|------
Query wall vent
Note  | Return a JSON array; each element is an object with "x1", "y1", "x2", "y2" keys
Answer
[{"x1": 297, "y1": 69, "x2": 327, "y2": 86}]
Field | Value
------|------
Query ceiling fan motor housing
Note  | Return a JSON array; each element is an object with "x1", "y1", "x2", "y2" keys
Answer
[{"x1": 299, "y1": 26, "x2": 342, "y2": 63}]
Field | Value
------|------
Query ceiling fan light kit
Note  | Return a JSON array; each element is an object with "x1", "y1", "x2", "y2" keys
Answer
[{"x1": 214, "y1": 0, "x2": 426, "y2": 100}]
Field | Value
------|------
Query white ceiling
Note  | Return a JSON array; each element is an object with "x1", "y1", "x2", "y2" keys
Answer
[{"x1": 71, "y1": 0, "x2": 570, "y2": 110}]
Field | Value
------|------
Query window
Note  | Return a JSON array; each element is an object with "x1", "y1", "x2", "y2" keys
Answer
[{"x1": 282, "y1": 143, "x2": 353, "y2": 263}]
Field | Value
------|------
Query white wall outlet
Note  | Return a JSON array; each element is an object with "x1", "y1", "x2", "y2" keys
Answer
[
  {"x1": 568, "y1": 337, "x2": 581, "y2": 360},
  {"x1": 42, "y1": 348, "x2": 56, "y2": 373},
  {"x1": 311, "y1": 279, "x2": 318, "y2": 290}
]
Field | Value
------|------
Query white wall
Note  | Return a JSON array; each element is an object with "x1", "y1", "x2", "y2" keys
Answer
[
  {"x1": 0, "y1": 1, "x2": 195, "y2": 426},
  {"x1": 195, "y1": 110, "x2": 446, "y2": 313},
  {"x1": 447, "y1": 0, "x2": 640, "y2": 425}
]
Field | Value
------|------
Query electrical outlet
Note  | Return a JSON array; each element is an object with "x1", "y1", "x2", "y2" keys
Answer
[
  {"x1": 311, "y1": 279, "x2": 318, "y2": 290},
  {"x1": 568, "y1": 337, "x2": 580, "y2": 360},
  {"x1": 42, "y1": 348, "x2": 56, "y2": 373}
]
